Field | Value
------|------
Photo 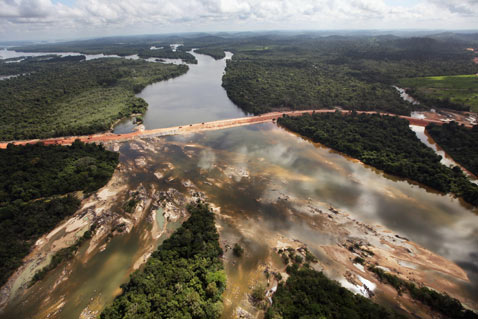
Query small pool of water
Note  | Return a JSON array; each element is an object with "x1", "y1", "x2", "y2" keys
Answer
[{"x1": 156, "y1": 208, "x2": 165, "y2": 228}]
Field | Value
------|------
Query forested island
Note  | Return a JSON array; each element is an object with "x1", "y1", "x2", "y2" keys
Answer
[
  {"x1": 0, "y1": 141, "x2": 118, "y2": 287},
  {"x1": 194, "y1": 48, "x2": 226, "y2": 60},
  {"x1": 267, "y1": 266, "x2": 403, "y2": 319},
  {"x1": 138, "y1": 47, "x2": 197, "y2": 64},
  {"x1": 427, "y1": 122, "x2": 478, "y2": 176},
  {"x1": 277, "y1": 112, "x2": 478, "y2": 206},
  {"x1": 0, "y1": 56, "x2": 187, "y2": 140},
  {"x1": 101, "y1": 202, "x2": 226, "y2": 319},
  {"x1": 13, "y1": 37, "x2": 197, "y2": 64}
]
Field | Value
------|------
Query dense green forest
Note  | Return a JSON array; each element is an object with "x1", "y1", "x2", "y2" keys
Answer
[
  {"x1": 0, "y1": 140, "x2": 118, "y2": 202},
  {"x1": 266, "y1": 266, "x2": 403, "y2": 319},
  {"x1": 223, "y1": 36, "x2": 478, "y2": 114},
  {"x1": 0, "y1": 141, "x2": 118, "y2": 287},
  {"x1": 222, "y1": 57, "x2": 410, "y2": 114},
  {"x1": 101, "y1": 202, "x2": 226, "y2": 319},
  {"x1": 277, "y1": 112, "x2": 478, "y2": 206},
  {"x1": 427, "y1": 122, "x2": 478, "y2": 176},
  {"x1": 194, "y1": 48, "x2": 226, "y2": 60},
  {"x1": 400, "y1": 75, "x2": 478, "y2": 112},
  {"x1": 368, "y1": 266, "x2": 478, "y2": 319},
  {"x1": 138, "y1": 47, "x2": 197, "y2": 64},
  {"x1": 217, "y1": 35, "x2": 478, "y2": 115},
  {"x1": 0, "y1": 56, "x2": 187, "y2": 140}
]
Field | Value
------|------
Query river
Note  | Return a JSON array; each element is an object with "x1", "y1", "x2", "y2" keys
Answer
[
  {"x1": 1, "y1": 51, "x2": 477, "y2": 319},
  {"x1": 113, "y1": 51, "x2": 247, "y2": 133}
]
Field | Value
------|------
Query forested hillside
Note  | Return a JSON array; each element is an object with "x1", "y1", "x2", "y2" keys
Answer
[
  {"x1": 0, "y1": 141, "x2": 118, "y2": 287},
  {"x1": 0, "y1": 57, "x2": 188, "y2": 140},
  {"x1": 427, "y1": 122, "x2": 478, "y2": 176},
  {"x1": 277, "y1": 112, "x2": 478, "y2": 206},
  {"x1": 101, "y1": 202, "x2": 225, "y2": 319}
]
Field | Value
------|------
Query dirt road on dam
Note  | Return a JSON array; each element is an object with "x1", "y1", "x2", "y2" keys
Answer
[{"x1": 0, "y1": 109, "x2": 458, "y2": 149}]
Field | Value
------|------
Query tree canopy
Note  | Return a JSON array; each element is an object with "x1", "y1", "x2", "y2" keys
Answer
[
  {"x1": 266, "y1": 266, "x2": 403, "y2": 319},
  {"x1": 101, "y1": 202, "x2": 226, "y2": 319},
  {"x1": 220, "y1": 35, "x2": 478, "y2": 115},
  {"x1": 427, "y1": 122, "x2": 478, "y2": 176},
  {"x1": 0, "y1": 141, "x2": 118, "y2": 287},
  {"x1": 0, "y1": 57, "x2": 187, "y2": 140}
]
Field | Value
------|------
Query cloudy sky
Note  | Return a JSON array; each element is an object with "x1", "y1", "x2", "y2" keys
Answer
[{"x1": 1, "y1": 0, "x2": 478, "y2": 41}]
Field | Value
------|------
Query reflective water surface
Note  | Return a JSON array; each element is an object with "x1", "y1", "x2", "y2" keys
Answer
[{"x1": 113, "y1": 51, "x2": 247, "y2": 133}]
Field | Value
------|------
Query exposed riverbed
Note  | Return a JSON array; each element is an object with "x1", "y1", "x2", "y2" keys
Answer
[{"x1": 1, "y1": 51, "x2": 477, "y2": 319}]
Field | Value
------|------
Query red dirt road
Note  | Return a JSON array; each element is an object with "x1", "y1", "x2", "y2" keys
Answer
[{"x1": 0, "y1": 109, "x2": 456, "y2": 149}]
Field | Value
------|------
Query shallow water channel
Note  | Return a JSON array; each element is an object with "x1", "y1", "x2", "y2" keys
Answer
[{"x1": 1, "y1": 51, "x2": 477, "y2": 319}]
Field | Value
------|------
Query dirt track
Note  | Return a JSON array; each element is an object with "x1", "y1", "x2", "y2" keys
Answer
[{"x1": 0, "y1": 109, "x2": 454, "y2": 149}]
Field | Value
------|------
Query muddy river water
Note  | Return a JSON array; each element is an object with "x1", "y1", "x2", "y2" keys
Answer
[{"x1": 1, "y1": 52, "x2": 477, "y2": 319}]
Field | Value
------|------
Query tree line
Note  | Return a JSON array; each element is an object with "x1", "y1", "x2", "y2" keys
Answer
[
  {"x1": 369, "y1": 266, "x2": 477, "y2": 319},
  {"x1": 427, "y1": 122, "x2": 478, "y2": 176},
  {"x1": 0, "y1": 141, "x2": 118, "y2": 287},
  {"x1": 13, "y1": 41, "x2": 197, "y2": 64}
]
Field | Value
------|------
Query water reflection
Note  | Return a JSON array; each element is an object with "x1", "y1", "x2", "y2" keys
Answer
[
  {"x1": 163, "y1": 123, "x2": 478, "y2": 301},
  {"x1": 114, "y1": 51, "x2": 247, "y2": 133},
  {"x1": 3, "y1": 122, "x2": 477, "y2": 318}
]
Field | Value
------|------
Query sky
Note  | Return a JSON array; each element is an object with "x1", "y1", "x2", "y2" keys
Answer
[{"x1": 0, "y1": 0, "x2": 477, "y2": 41}]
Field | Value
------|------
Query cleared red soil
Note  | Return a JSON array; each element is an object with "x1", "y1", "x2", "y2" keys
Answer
[{"x1": 0, "y1": 109, "x2": 463, "y2": 149}]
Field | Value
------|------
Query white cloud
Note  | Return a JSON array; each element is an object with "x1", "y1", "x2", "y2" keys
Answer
[
  {"x1": 0, "y1": 0, "x2": 477, "y2": 41},
  {"x1": 428, "y1": 0, "x2": 478, "y2": 15}
]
